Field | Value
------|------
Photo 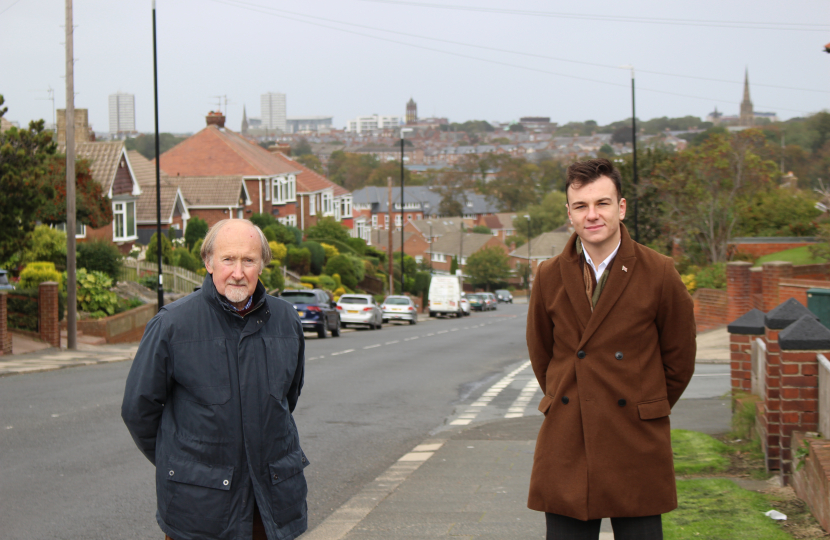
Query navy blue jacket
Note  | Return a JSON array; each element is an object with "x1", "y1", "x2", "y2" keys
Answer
[{"x1": 122, "y1": 275, "x2": 308, "y2": 540}]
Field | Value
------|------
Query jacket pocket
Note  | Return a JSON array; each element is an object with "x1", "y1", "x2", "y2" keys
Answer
[
  {"x1": 268, "y1": 448, "x2": 310, "y2": 529},
  {"x1": 537, "y1": 395, "x2": 553, "y2": 415},
  {"x1": 171, "y1": 339, "x2": 231, "y2": 405},
  {"x1": 162, "y1": 458, "x2": 234, "y2": 534},
  {"x1": 637, "y1": 398, "x2": 671, "y2": 420},
  {"x1": 263, "y1": 337, "x2": 301, "y2": 401}
]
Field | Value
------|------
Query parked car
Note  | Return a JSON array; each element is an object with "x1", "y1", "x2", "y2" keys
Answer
[
  {"x1": 428, "y1": 275, "x2": 463, "y2": 318},
  {"x1": 482, "y1": 292, "x2": 498, "y2": 310},
  {"x1": 337, "y1": 294, "x2": 383, "y2": 329},
  {"x1": 381, "y1": 295, "x2": 418, "y2": 325},
  {"x1": 280, "y1": 289, "x2": 341, "y2": 338},
  {"x1": 460, "y1": 295, "x2": 471, "y2": 316},
  {"x1": 0, "y1": 270, "x2": 14, "y2": 291},
  {"x1": 495, "y1": 289, "x2": 513, "y2": 304},
  {"x1": 466, "y1": 293, "x2": 487, "y2": 311}
]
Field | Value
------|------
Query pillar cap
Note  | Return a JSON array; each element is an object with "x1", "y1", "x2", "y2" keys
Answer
[
  {"x1": 728, "y1": 308, "x2": 766, "y2": 335},
  {"x1": 779, "y1": 314, "x2": 830, "y2": 350},
  {"x1": 765, "y1": 298, "x2": 817, "y2": 330},
  {"x1": 727, "y1": 261, "x2": 753, "y2": 267}
]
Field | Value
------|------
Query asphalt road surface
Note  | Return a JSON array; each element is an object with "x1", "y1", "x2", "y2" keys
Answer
[{"x1": 0, "y1": 303, "x2": 727, "y2": 539}]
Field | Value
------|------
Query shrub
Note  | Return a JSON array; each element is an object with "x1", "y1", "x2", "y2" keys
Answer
[
  {"x1": 695, "y1": 263, "x2": 727, "y2": 290},
  {"x1": 146, "y1": 232, "x2": 173, "y2": 265},
  {"x1": 346, "y1": 237, "x2": 367, "y2": 255},
  {"x1": 325, "y1": 255, "x2": 358, "y2": 289},
  {"x1": 269, "y1": 242, "x2": 287, "y2": 265},
  {"x1": 286, "y1": 226, "x2": 303, "y2": 246},
  {"x1": 305, "y1": 217, "x2": 351, "y2": 243},
  {"x1": 320, "y1": 243, "x2": 339, "y2": 261},
  {"x1": 287, "y1": 246, "x2": 311, "y2": 275},
  {"x1": 364, "y1": 244, "x2": 386, "y2": 264},
  {"x1": 300, "y1": 276, "x2": 320, "y2": 285},
  {"x1": 318, "y1": 275, "x2": 337, "y2": 291},
  {"x1": 268, "y1": 268, "x2": 285, "y2": 291},
  {"x1": 139, "y1": 273, "x2": 158, "y2": 291},
  {"x1": 19, "y1": 262, "x2": 62, "y2": 289},
  {"x1": 303, "y1": 241, "x2": 325, "y2": 274},
  {"x1": 363, "y1": 259, "x2": 376, "y2": 278},
  {"x1": 184, "y1": 216, "x2": 208, "y2": 250},
  {"x1": 172, "y1": 247, "x2": 201, "y2": 273},
  {"x1": 263, "y1": 226, "x2": 277, "y2": 243},
  {"x1": 77, "y1": 239, "x2": 123, "y2": 282},
  {"x1": 191, "y1": 238, "x2": 204, "y2": 260},
  {"x1": 76, "y1": 268, "x2": 119, "y2": 318},
  {"x1": 332, "y1": 286, "x2": 346, "y2": 300},
  {"x1": 22, "y1": 225, "x2": 68, "y2": 270},
  {"x1": 250, "y1": 212, "x2": 277, "y2": 230}
]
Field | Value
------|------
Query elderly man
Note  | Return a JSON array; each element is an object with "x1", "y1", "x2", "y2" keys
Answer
[
  {"x1": 526, "y1": 158, "x2": 696, "y2": 540},
  {"x1": 122, "y1": 219, "x2": 308, "y2": 540}
]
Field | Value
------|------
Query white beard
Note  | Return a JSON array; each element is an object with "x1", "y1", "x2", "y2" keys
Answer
[{"x1": 224, "y1": 282, "x2": 249, "y2": 304}]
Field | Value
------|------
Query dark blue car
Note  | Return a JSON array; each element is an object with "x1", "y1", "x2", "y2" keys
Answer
[{"x1": 280, "y1": 289, "x2": 341, "y2": 338}]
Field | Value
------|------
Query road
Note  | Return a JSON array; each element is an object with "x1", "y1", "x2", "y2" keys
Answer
[{"x1": 0, "y1": 303, "x2": 728, "y2": 539}]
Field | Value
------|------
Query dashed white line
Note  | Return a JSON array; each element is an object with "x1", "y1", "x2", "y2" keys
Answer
[
  {"x1": 426, "y1": 333, "x2": 435, "y2": 336},
  {"x1": 363, "y1": 344, "x2": 381, "y2": 349},
  {"x1": 385, "y1": 340, "x2": 399, "y2": 345},
  {"x1": 404, "y1": 336, "x2": 419, "y2": 341},
  {"x1": 450, "y1": 328, "x2": 459, "y2": 332},
  {"x1": 330, "y1": 349, "x2": 355, "y2": 356},
  {"x1": 437, "y1": 330, "x2": 448, "y2": 334}
]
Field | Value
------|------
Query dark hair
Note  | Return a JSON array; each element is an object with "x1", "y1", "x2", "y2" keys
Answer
[{"x1": 565, "y1": 158, "x2": 623, "y2": 202}]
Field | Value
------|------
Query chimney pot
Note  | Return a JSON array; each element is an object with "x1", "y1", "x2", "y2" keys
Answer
[{"x1": 206, "y1": 111, "x2": 226, "y2": 128}]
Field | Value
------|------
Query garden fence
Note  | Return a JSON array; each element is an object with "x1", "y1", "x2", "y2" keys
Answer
[{"x1": 121, "y1": 259, "x2": 203, "y2": 295}]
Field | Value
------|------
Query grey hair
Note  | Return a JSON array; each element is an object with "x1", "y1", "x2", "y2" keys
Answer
[{"x1": 200, "y1": 219, "x2": 272, "y2": 270}]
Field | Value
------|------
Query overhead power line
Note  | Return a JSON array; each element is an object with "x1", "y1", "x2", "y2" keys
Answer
[
  {"x1": 355, "y1": 0, "x2": 830, "y2": 32},
  {"x1": 207, "y1": 0, "x2": 817, "y2": 115}
]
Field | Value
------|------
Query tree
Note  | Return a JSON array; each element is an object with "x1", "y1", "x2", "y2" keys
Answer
[
  {"x1": 303, "y1": 240, "x2": 325, "y2": 275},
  {"x1": 480, "y1": 154, "x2": 541, "y2": 211},
  {"x1": 35, "y1": 155, "x2": 112, "y2": 229},
  {"x1": 366, "y1": 160, "x2": 416, "y2": 187},
  {"x1": 184, "y1": 216, "x2": 208, "y2": 250},
  {"x1": 296, "y1": 154, "x2": 323, "y2": 174},
  {"x1": 649, "y1": 130, "x2": 778, "y2": 263},
  {"x1": 0, "y1": 95, "x2": 57, "y2": 263},
  {"x1": 514, "y1": 191, "x2": 568, "y2": 238},
  {"x1": 325, "y1": 254, "x2": 358, "y2": 289},
  {"x1": 146, "y1": 232, "x2": 173, "y2": 265},
  {"x1": 465, "y1": 246, "x2": 511, "y2": 291},
  {"x1": 306, "y1": 217, "x2": 351, "y2": 243},
  {"x1": 77, "y1": 239, "x2": 123, "y2": 282},
  {"x1": 21, "y1": 225, "x2": 67, "y2": 269},
  {"x1": 616, "y1": 147, "x2": 674, "y2": 250},
  {"x1": 735, "y1": 189, "x2": 821, "y2": 237},
  {"x1": 124, "y1": 133, "x2": 186, "y2": 160},
  {"x1": 471, "y1": 225, "x2": 492, "y2": 234},
  {"x1": 292, "y1": 138, "x2": 313, "y2": 157},
  {"x1": 327, "y1": 151, "x2": 379, "y2": 191}
]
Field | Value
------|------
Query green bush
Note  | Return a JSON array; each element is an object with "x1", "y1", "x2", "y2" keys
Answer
[
  {"x1": 76, "y1": 268, "x2": 119, "y2": 318},
  {"x1": 303, "y1": 241, "x2": 325, "y2": 275},
  {"x1": 191, "y1": 238, "x2": 204, "y2": 261},
  {"x1": 286, "y1": 225, "x2": 302, "y2": 246},
  {"x1": 287, "y1": 246, "x2": 311, "y2": 275},
  {"x1": 325, "y1": 255, "x2": 358, "y2": 289},
  {"x1": 77, "y1": 240, "x2": 123, "y2": 282},
  {"x1": 364, "y1": 244, "x2": 386, "y2": 264},
  {"x1": 139, "y1": 274, "x2": 158, "y2": 291},
  {"x1": 172, "y1": 247, "x2": 201, "y2": 273},
  {"x1": 346, "y1": 237, "x2": 367, "y2": 255},
  {"x1": 146, "y1": 232, "x2": 173, "y2": 265},
  {"x1": 184, "y1": 216, "x2": 208, "y2": 250},
  {"x1": 695, "y1": 263, "x2": 727, "y2": 290},
  {"x1": 7, "y1": 289, "x2": 39, "y2": 331},
  {"x1": 268, "y1": 268, "x2": 285, "y2": 291},
  {"x1": 19, "y1": 262, "x2": 62, "y2": 289},
  {"x1": 263, "y1": 226, "x2": 277, "y2": 242},
  {"x1": 305, "y1": 217, "x2": 351, "y2": 243},
  {"x1": 318, "y1": 275, "x2": 337, "y2": 290},
  {"x1": 312, "y1": 237, "x2": 358, "y2": 255},
  {"x1": 250, "y1": 212, "x2": 277, "y2": 230},
  {"x1": 22, "y1": 225, "x2": 67, "y2": 270}
]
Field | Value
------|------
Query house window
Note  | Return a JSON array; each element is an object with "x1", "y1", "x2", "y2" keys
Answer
[
  {"x1": 54, "y1": 222, "x2": 86, "y2": 238},
  {"x1": 273, "y1": 177, "x2": 286, "y2": 204},
  {"x1": 407, "y1": 214, "x2": 412, "y2": 221},
  {"x1": 371, "y1": 215, "x2": 378, "y2": 228},
  {"x1": 341, "y1": 197, "x2": 352, "y2": 218},
  {"x1": 334, "y1": 198, "x2": 342, "y2": 221},
  {"x1": 309, "y1": 194, "x2": 316, "y2": 215},
  {"x1": 322, "y1": 191, "x2": 333, "y2": 215},
  {"x1": 395, "y1": 215, "x2": 402, "y2": 227},
  {"x1": 287, "y1": 175, "x2": 296, "y2": 202},
  {"x1": 113, "y1": 201, "x2": 136, "y2": 241},
  {"x1": 463, "y1": 213, "x2": 476, "y2": 219},
  {"x1": 415, "y1": 255, "x2": 423, "y2": 263},
  {"x1": 432, "y1": 253, "x2": 445, "y2": 262},
  {"x1": 264, "y1": 179, "x2": 270, "y2": 201}
]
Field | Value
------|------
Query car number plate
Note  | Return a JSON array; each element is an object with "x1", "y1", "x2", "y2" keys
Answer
[
  {"x1": 348, "y1": 310, "x2": 359, "y2": 314},
  {"x1": 297, "y1": 311, "x2": 304, "y2": 317}
]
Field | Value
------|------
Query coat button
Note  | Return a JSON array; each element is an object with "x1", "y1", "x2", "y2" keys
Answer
[
  {"x1": 561, "y1": 396, "x2": 569, "y2": 404},
  {"x1": 223, "y1": 479, "x2": 229, "y2": 486},
  {"x1": 169, "y1": 470, "x2": 174, "y2": 476},
  {"x1": 615, "y1": 352, "x2": 623, "y2": 360},
  {"x1": 273, "y1": 473, "x2": 279, "y2": 480},
  {"x1": 577, "y1": 350, "x2": 586, "y2": 359},
  {"x1": 302, "y1": 456, "x2": 306, "y2": 463},
  {"x1": 618, "y1": 399, "x2": 626, "y2": 407}
]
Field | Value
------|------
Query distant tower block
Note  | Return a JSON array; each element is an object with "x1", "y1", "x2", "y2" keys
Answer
[
  {"x1": 740, "y1": 69, "x2": 754, "y2": 127},
  {"x1": 406, "y1": 97, "x2": 417, "y2": 125}
]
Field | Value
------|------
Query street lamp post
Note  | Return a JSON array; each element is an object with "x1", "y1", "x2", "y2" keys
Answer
[
  {"x1": 429, "y1": 221, "x2": 433, "y2": 273},
  {"x1": 400, "y1": 127, "x2": 413, "y2": 293},
  {"x1": 620, "y1": 64, "x2": 639, "y2": 243},
  {"x1": 152, "y1": 0, "x2": 164, "y2": 310},
  {"x1": 524, "y1": 215, "x2": 531, "y2": 292}
]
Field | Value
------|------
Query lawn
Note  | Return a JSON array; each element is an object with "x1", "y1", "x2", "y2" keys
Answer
[
  {"x1": 665, "y1": 479, "x2": 793, "y2": 540},
  {"x1": 672, "y1": 429, "x2": 731, "y2": 475},
  {"x1": 754, "y1": 246, "x2": 827, "y2": 267}
]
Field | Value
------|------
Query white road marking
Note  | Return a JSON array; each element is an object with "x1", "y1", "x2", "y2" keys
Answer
[
  {"x1": 452, "y1": 360, "x2": 533, "y2": 425},
  {"x1": 426, "y1": 333, "x2": 435, "y2": 336},
  {"x1": 505, "y1": 377, "x2": 541, "y2": 419},
  {"x1": 330, "y1": 349, "x2": 355, "y2": 356},
  {"x1": 404, "y1": 336, "x2": 419, "y2": 341},
  {"x1": 437, "y1": 330, "x2": 448, "y2": 334},
  {"x1": 385, "y1": 341, "x2": 399, "y2": 345},
  {"x1": 363, "y1": 344, "x2": 381, "y2": 349},
  {"x1": 451, "y1": 328, "x2": 459, "y2": 331}
]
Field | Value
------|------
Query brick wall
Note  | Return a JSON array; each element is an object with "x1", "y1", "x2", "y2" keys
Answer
[
  {"x1": 730, "y1": 334, "x2": 753, "y2": 394},
  {"x1": 792, "y1": 432, "x2": 830, "y2": 533},
  {"x1": 763, "y1": 262, "x2": 794, "y2": 313},
  {"x1": 0, "y1": 291, "x2": 10, "y2": 356},
  {"x1": 731, "y1": 241, "x2": 817, "y2": 259},
  {"x1": 727, "y1": 262, "x2": 752, "y2": 324},
  {"x1": 751, "y1": 268, "x2": 764, "y2": 311},
  {"x1": 779, "y1": 350, "x2": 820, "y2": 481},
  {"x1": 694, "y1": 288, "x2": 728, "y2": 332},
  {"x1": 38, "y1": 281, "x2": 60, "y2": 348},
  {"x1": 764, "y1": 327, "x2": 782, "y2": 471},
  {"x1": 75, "y1": 302, "x2": 157, "y2": 344}
]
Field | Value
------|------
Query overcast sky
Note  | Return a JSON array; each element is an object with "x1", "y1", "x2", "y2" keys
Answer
[{"x1": 2, "y1": 0, "x2": 828, "y2": 134}]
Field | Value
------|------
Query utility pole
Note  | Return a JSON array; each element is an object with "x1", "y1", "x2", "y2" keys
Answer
[
  {"x1": 387, "y1": 177, "x2": 393, "y2": 294},
  {"x1": 65, "y1": 0, "x2": 77, "y2": 350},
  {"x1": 152, "y1": 0, "x2": 164, "y2": 310},
  {"x1": 400, "y1": 128, "x2": 413, "y2": 293},
  {"x1": 621, "y1": 64, "x2": 639, "y2": 243},
  {"x1": 525, "y1": 215, "x2": 531, "y2": 293},
  {"x1": 458, "y1": 221, "x2": 464, "y2": 291},
  {"x1": 428, "y1": 221, "x2": 433, "y2": 273}
]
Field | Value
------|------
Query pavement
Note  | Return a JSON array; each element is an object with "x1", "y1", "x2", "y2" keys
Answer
[{"x1": 1, "y1": 321, "x2": 732, "y2": 540}]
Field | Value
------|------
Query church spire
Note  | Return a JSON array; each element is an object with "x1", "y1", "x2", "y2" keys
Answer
[
  {"x1": 739, "y1": 68, "x2": 754, "y2": 127},
  {"x1": 241, "y1": 105, "x2": 249, "y2": 135}
]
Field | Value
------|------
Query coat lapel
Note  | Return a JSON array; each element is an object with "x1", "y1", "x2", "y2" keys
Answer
[
  {"x1": 577, "y1": 224, "x2": 637, "y2": 350},
  {"x1": 560, "y1": 232, "x2": 592, "y2": 332}
]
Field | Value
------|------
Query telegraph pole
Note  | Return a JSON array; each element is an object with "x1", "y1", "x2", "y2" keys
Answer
[
  {"x1": 387, "y1": 177, "x2": 393, "y2": 294},
  {"x1": 65, "y1": 0, "x2": 77, "y2": 350},
  {"x1": 152, "y1": 0, "x2": 164, "y2": 309}
]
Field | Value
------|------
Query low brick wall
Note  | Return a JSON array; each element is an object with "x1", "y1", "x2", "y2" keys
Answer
[
  {"x1": 75, "y1": 302, "x2": 157, "y2": 344},
  {"x1": 693, "y1": 288, "x2": 727, "y2": 332},
  {"x1": 0, "y1": 291, "x2": 10, "y2": 356},
  {"x1": 779, "y1": 279, "x2": 830, "y2": 308},
  {"x1": 792, "y1": 432, "x2": 830, "y2": 533}
]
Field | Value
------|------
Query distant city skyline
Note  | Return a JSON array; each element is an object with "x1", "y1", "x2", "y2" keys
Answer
[
  {"x1": 108, "y1": 92, "x2": 136, "y2": 135},
  {"x1": 2, "y1": 0, "x2": 827, "y2": 134}
]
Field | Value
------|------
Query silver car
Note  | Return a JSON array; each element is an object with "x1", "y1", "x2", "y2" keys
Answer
[
  {"x1": 337, "y1": 294, "x2": 383, "y2": 330},
  {"x1": 381, "y1": 295, "x2": 418, "y2": 325}
]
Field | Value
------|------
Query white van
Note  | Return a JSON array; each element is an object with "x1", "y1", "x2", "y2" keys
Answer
[{"x1": 428, "y1": 275, "x2": 463, "y2": 318}]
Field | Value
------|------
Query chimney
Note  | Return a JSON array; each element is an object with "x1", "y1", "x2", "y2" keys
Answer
[
  {"x1": 206, "y1": 111, "x2": 226, "y2": 128},
  {"x1": 267, "y1": 143, "x2": 292, "y2": 156}
]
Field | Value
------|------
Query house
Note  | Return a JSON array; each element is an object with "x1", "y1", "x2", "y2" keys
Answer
[
  {"x1": 369, "y1": 230, "x2": 430, "y2": 264},
  {"x1": 428, "y1": 231, "x2": 509, "y2": 276},
  {"x1": 475, "y1": 212, "x2": 518, "y2": 243},
  {"x1": 157, "y1": 112, "x2": 302, "y2": 227},
  {"x1": 509, "y1": 230, "x2": 574, "y2": 285},
  {"x1": 58, "y1": 140, "x2": 143, "y2": 251},
  {"x1": 129, "y1": 150, "x2": 190, "y2": 245}
]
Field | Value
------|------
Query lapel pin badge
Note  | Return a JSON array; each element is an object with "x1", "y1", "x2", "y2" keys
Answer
[{"x1": 622, "y1": 266, "x2": 628, "y2": 272}]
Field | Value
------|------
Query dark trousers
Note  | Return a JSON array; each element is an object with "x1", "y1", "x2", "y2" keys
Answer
[
  {"x1": 546, "y1": 512, "x2": 663, "y2": 540},
  {"x1": 165, "y1": 503, "x2": 267, "y2": 540}
]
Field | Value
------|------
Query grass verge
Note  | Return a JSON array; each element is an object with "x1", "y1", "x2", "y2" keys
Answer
[
  {"x1": 672, "y1": 429, "x2": 731, "y2": 475},
  {"x1": 665, "y1": 479, "x2": 794, "y2": 540},
  {"x1": 754, "y1": 246, "x2": 827, "y2": 267}
]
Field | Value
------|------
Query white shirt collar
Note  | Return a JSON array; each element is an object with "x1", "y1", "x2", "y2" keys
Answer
[{"x1": 583, "y1": 240, "x2": 621, "y2": 282}]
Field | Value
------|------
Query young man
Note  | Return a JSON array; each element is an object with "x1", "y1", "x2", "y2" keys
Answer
[
  {"x1": 526, "y1": 158, "x2": 696, "y2": 540},
  {"x1": 122, "y1": 219, "x2": 309, "y2": 540}
]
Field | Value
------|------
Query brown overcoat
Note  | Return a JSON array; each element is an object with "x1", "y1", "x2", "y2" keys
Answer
[{"x1": 526, "y1": 224, "x2": 696, "y2": 520}]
